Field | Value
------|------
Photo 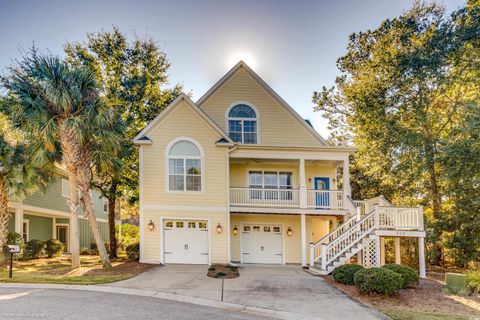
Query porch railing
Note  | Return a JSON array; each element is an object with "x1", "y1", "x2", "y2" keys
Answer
[
  {"x1": 230, "y1": 187, "x2": 300, "y2": 207},
  {"x1": 306, "y1": 190, "x2": 344, "y2": 210}
]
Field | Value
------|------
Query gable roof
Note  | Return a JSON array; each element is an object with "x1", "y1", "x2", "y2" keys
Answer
[
  {"x1": 133, "y1": 93, "x2": 234, "y2": 145},
  {"x1": 196, "y1": 61, "x2": 329, "y2": 146}
]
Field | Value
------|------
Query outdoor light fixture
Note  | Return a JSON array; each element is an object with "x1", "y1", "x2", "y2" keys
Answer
[
  {"x1": 233, "y1": 225, "x2": 238, "y2": 236},
  {"x1": 216, "y1": 223, "x2": 223, "y2": 234},
  {"x1": 148, "y1": 220, "x2": 155, "y2": 231},
  {"x1": 287, "y1": 227, "x2": 293, "y2": 237}
]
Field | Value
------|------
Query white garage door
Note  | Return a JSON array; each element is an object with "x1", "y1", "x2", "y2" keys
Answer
[
  {"x1": 242, "y1": 224, "x2": 283, "y2": 264},
  {"x1": 164, "y1": 220, "x2": 209, "y2": 264}
]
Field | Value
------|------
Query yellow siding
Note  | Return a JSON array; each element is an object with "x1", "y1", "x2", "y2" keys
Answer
[
  {"x1": 230, "y1": 214, "x2": 335, "y2": 264},
  {"x1": 230, "y1": 162, "x2": 337, "y2": 189},
  {"x1": 199, "y1": 68, "x2": 323, "y2": 147},
  {"x1": 141, "y1": 100, "x2": 229, "y2": 263}
]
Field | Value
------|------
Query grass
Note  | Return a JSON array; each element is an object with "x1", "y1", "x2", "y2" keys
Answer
[
  {"x1": 0, "y1": 255, "x2": 153, "y2": 285},
  {"x1": 381, "y1": 308, "x2": 472, "y2": 320}
]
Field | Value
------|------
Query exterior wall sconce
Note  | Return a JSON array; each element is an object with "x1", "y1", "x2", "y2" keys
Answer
[
  {"x1": 233, "y1": 225, "x2": 238, "y2": 236},
  {"x1": 148, "y1": 220, "x2": 155, "y2": 231},
  {"x1": 216, "y1": 223, "x2": 223, "y2": 234},
  {"x1": 308, "y1": 178, "x2": 312, "y2": 183},
  {"x1": 287, "y1": 227, "x2": 293, "y2": 237}
]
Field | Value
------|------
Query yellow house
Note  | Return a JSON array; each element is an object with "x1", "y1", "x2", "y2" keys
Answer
[{"x1": 134, "y1": 61, "x2": 427, "y2": 276}]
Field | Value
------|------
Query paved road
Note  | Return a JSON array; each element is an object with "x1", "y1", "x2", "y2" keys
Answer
[{"x1": 0, "y1": 287, "x2": 272, "y2": 320}]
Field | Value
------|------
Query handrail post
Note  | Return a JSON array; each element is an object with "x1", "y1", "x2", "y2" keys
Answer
[
  {"x1": 310, "y1": 243, "x2": 314, "y2": 267},
  {"x1": 356, "y1": 206, "x2": 361, "y2": 222},
  {"x1": 321, "y1": 243, "x2": 327, "y2": 271},
  {"x1": 418, "y1": 205, "x2": 424, "y2": 231},
  {"x1": 374, "y1": 205, "x2": 380, "y2": 230}
]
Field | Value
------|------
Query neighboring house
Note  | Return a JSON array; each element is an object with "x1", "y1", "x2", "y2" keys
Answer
[
  {"x1": 133, "y1": 61, "x2": 426, "y2": 276},
  {"x1": 7, "y1": 168, "x2": 109, "y2": 252}
]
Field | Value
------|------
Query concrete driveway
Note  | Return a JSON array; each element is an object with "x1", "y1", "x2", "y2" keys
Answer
[{"x1": 105, "y1": 264, "x2": 386, "y2": 320}]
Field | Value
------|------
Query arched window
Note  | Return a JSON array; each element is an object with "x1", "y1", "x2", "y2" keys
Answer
[
  {"x1": 227, "y1": 104, "x2": 258, "y2": 144},
  {"x1": 167, "y1": 139, "x2": 202, "y2": 191}
]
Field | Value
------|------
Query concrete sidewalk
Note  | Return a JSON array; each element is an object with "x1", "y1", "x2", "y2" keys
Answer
[{"x1": 102, "y1": 264, "x2": 387, "y2": 320}]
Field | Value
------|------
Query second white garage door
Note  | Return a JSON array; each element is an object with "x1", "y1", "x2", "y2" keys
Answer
[
  {"x1": 164, "y1": 220, "x2": 209, "y2": 264},
  {"x1": 241, "y1": 224, "x2": 283, "y2": 264}
]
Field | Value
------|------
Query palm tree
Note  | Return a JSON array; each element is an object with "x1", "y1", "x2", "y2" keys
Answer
[
  {"x1": 2, "y1": 50, "x2": 114, "y2": 269},
  {"x1": 0, "y1": 104, "x2": 51, "y2": 262}
]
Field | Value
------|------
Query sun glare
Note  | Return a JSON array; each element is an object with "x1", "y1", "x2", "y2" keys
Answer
[{"x1": 227, "y1": 51, "x2": 257, "y2": 69}]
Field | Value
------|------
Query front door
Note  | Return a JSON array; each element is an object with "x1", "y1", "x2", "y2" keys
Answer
[
  {"x1": 56, "y1": 226, "x2": 68, "y2": 252},
  {"x1": 314, "y1": 177, "x2": 330, "y2": 208},
  {"x1": 242, "y1": 224, "x2": 283, "y2": 264}
]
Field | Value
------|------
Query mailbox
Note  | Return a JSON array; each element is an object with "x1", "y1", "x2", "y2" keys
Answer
[{"x1": 5, "y1": 245, "x2": 21, "y2": 253}]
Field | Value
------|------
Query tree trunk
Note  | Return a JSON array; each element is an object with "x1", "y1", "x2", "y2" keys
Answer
[
  {"x1": 81, "y1": 188, "x2": 111, "y2": 269},
  {"x1": 424, "y1": 135, "x2": 443, "y2": 266},
  {"x1": 108, "y1": 195, "x2": 118, "y2": 259},
  {"x1": 0, "y1": 174, "x2": 11, "y2": 265},
  {"x1": 67, "y1": 170, "x2": 81, "y2": 269}
]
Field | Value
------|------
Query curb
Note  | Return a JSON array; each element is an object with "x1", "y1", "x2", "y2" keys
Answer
[{"x1": 0, "y1": 283, "x2": 320, "y2": 320}]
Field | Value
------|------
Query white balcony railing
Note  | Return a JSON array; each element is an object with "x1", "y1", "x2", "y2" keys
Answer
[
  {"x1": 377, "y1": 206, "x2": 423, "y2": 230},
  {"x1": 230, "y1": 188, "x2": 300, "y2": 207},
  {"x1": 306, "y1": 190, "x2": 344, "y2": 210}
]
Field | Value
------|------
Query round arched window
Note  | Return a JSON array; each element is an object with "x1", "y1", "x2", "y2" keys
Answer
[
  {"x1": 168, "y1": 140, "x2": 202, "y2": 191},
  {"x1": 227, "y1": 104, "x2": 258, "y2": 144}
]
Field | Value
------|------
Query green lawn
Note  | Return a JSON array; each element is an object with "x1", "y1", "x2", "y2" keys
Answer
[
  {"x1": 0, "y1": 255, "x2": 151, "y2": 285},
  {"x1": 381, "y1": 308, "x2": 472, "y2": 320}
]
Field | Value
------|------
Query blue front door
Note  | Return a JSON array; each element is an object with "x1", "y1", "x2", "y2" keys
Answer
[{"x1": 314, "y1": 177, "x2": 330, "y2": 208}]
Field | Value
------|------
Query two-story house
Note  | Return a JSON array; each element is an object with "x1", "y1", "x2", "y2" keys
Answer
[
  {"x1": 134, "y1": 61, "x2": 427, "y2": 276},
  {"x1": 7, "y1": 167, "x2": 110, "y2": 252}
]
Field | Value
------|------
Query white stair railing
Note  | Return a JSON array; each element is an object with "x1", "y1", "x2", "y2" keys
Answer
[{"x1": 321, "y1": 211, "x2": 376, "y2": 271}]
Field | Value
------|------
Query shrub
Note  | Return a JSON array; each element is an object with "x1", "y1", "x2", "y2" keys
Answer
[
  {"x1": 215, "y1": 272, "x2": 226, "y2": 278},
  {"x1": 354, "y1": 267, "x2": 403, "y2": 295},
  {"x1": 332, "y1": 264, "x2": 365, "y2": 285},
  {"x1": 126, "y1": 243, "x2": 140, "y2": 261},
  {"x1": 90, "y1": 242, "x2": 98, "y2": 254},
  {"x1": 45, "y1": 239, "x2": 64, "y2": 258},
  {"x1": 7, "y1": 232, "x2": 24, "y2": 248},
  {"x1": 467, "y1": 271, "x2": 480, "y2": 294},
  {"x1": 80, "y1": 247, "x2": 90, "y2": 255},
  {"x1": 22, "y1": 239, "x2": 46, "y2": 260},
  {"x1": 382, "y1": 264, "x2": 419, "y2": 288}
]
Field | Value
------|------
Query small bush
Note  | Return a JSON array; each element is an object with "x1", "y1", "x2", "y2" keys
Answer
[
  {"x1": 45, "y1": 239, "x2": 64, "y2": 258},
  {"x1": 126, "y1": 243, "x2": 140, "y2": 261},
  {"x1": 7, "y1": 232, "x2": 25, "y2": 248},
  {"x1": 80, "y1": 247, "x2": 90, "y2": 255},
  {"x1": 22, "y1": 239, "x2": 46, "y2": 260},
  {"x1": 467, "y1": 271, "x2": 480, "y2": 294},
  {"x1": 90, "y1": 242, "x2": 98, "y2": 254},
  {"x1": 332, "y1": 264, "x2": 365, "y2": 285},
  {"x1": 382, "y1": 264, "x2": 419, "y2": 288},
  {"x1": 215, "y1": 272, "x2": 226, "y2": 278},
  {"x1": 354, "y1": 267, "x2": 403, "y2": 295}
]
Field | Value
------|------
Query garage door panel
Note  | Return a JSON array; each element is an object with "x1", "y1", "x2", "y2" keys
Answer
[
  {"x1": 164, "y1": 220, "x2": 209, "y2": 264},
  {"x1": 242, "y1": 224, "x2": 283, "y2": 264}
]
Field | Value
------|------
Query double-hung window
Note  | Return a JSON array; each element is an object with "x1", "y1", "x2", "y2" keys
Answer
[
  {"x1": 228, "y1": 104, "x2": 258, "y2": 144},
  {"x1": 248, "y1": 171, "x2": 293, "y2": 200},
  {"x1": 168, "y1": 140, "x2": 202, "y2": 192}
]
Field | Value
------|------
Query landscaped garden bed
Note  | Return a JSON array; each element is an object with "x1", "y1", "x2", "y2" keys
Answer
[
  {"x1": 324, "y1": 268, "x2": 480, "y2": 320},
  {"x1": 207, "y1": 264, "x2": 239, "y2": 279},
  {"x1": 0, "y1": 255, "x2": 154, "y2": 285}
]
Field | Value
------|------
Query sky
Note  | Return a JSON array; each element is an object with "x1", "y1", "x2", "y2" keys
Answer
[{"x1": 0, "y1": 0, "x2": 466, "y2": 138}]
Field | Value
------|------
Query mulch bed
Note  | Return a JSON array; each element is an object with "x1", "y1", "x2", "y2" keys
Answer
[
  {"x1": 323, "y1": 274, "x2": 480, "y2": 317},
  {"x1": 207, "y1": 264, "x2": 239, "y2": 279}
]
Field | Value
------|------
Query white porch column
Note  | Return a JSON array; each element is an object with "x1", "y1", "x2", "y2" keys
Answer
[
  {"x1": 343, "y1": 157, "x2": 351, "y2": 200},
  {"x1": 14, "y1": 207, "x2": 24, "y2": 234},
  {"x1": 301, "y1": 213, "x2": 307, "y2": 267},
  {"x1": 418, "y1": 237, "x2": 426, "y2": 278},
  {"x1": 395, "y1": 237, "x2": 401, "y2": 264},
  {"x1": 380, "y1": 237, "x2": 386, "y2": 266},
  {"x1": 299, "y1": 158, "x2": 307, "y2": 209}
]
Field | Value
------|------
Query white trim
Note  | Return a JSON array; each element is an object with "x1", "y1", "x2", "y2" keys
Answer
[
  {"x1": 52, "y1": 217, "x2": 56, "y2": 240},
  {"x1": 139, "y1": 146, "x2": 145, "y2": 263},
  {"x1": 55, "y1": 223, "x2": 70, "y2": 253},
  {"x1": 230, "y1": 206, "x2": 347, "y2": 215},
  {"x1": 22, "y1": 219, "x2": 30, "y2": 242},
  {"x1": 165, "y1": 137, "x2": 205, "y2": 194},
  {"x1": 226, "y1": 152, "x2": 231, "y2": 263},
  {"x1": 196, "y1": 61, "x2": 329, "y2": 146},
  {"x1": 144, "y1": 204, "x2": 227, "y2": 212},
  {"x1": 239, "y1": 222, "x2": 285, "y2": 265},
  {"x1": 225, "y1": 101, "x2": 260, "y2": 145},
  {"x1": 133, "y1": 94, "x2": 233, "y2": 144},
  {"x1": 21, "y1": 205, "x2": 71, "y2": 218},
  {"x1": 160, "y1": 217, "x2": 212, "y2": 265},
  {"x1": 245, "y1": 169, "x2": 295, "y2": 189}
]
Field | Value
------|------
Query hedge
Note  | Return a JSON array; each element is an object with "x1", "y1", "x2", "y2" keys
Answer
[
  {"x1": 382, "y1": 264, "x2": 419, "y2": 288},
  {"x1": 22, "y1": 239, "x2": 46, "y2": 260},
  {"x1": 332, "y1": 264, "x2": 365, "y2": 285},
  {"x1": 354, "y1": 267, "x2": 403, "y2": 295},
  {"x1": 45, "y1": 239, "x2": 64, "y2": 258}
]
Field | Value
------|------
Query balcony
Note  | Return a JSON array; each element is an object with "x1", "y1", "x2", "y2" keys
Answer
[{"x1": 230, "y1": 187, "x2": 345, "y2": 211}]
